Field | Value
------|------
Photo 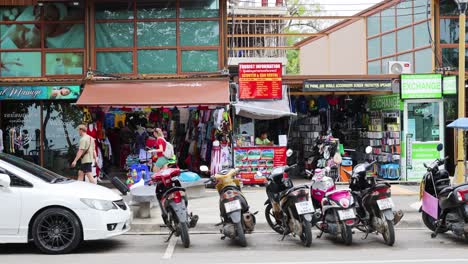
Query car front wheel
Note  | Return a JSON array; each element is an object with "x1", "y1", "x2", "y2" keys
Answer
[{"x1": 32, "y1": 208, "x2": 82, "y2": 254}]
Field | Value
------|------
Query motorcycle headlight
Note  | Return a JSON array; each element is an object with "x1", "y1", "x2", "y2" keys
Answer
[{"x1": 80, "y1": 198, "x2": 117, "y2": 211}]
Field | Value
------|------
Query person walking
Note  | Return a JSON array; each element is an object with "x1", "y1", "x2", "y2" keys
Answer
[
  {"x1": 71, "y1": 124, "x2": 96, "y2": 184},
  {"x1": 151, "y1": 128, "x2": 168, "y2": 172}
]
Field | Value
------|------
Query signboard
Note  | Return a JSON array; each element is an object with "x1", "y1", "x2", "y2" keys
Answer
[
  {"x1": 369, "y1": 94, "x2": 401, "y2": 111},
  {"x1": 443, "y1": 76, "x2": 457, "y2": 95},
  {"x1": 303, "y1": 79, "x2": 392, "y2": 92},
  {"x1": 238, "y1": 63, "x2": 282, "y2": 100},
  {"x1": 401, "y1": 74, "x2": 442, "y2": 99},
  {"x1": 234, "y1": 146, "x2": 287, "y2": 185},
  {"x1": 0, "y1": 86, "x2": 80, "y2": 100},
  {"x1": 406, "y1": 134, "x2": 413, "y2": 170},
  {"x1": 406, "y1": 143, "x2": 441, "y2": 181}
]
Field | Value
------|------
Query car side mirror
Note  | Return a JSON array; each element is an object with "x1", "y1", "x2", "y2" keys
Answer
[{"x1": 0, "y1": 173, "x2": 11, "y2": 188}]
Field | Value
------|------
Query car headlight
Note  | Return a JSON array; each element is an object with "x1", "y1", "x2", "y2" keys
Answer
[{"x1": 80, "y1": 198, "x2": 117, "y2": 211}]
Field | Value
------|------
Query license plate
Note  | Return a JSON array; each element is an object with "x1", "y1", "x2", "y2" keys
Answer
[
  {"x1": 295, "y1": 200, "x2": 314, "y2": 215},
  {"x1": 224, "y1": 200, "x2": 242, "y2": 213},
  {"x1": 377, "y1": 198, "x2": 394, "y2": 210},
  {"x1": 337, "y1": 209, "x2": 355, "y2": 220}
]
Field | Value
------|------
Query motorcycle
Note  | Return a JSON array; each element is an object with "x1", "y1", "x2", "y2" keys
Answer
[
  {"x1": 309, "y1": 166, "x2": 357, "y2": 245},
  {"x1": 420, "y1": 143, "x2": 468, "y2": 241},
  {"x1": 200, "y1": 166, "x2": 256, "y2": 247},
  {"x1": 151, "y1": 168, "x2": 199, "y2": 248},
  {"x1": 347, "y1": 146, "x2": 403, "y2": 246},
  {"x1": 263, "y1": 149, "x2": 317, "y2": 247}
]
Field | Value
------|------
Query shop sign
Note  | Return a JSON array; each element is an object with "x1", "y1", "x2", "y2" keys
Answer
[
  {"x1": 238, "y1": 63, "x2": 282, "y2": 100},
  {"x1": 303, "y1": 79, "x2": 392, "y2": 92},
  {"x1": 443, "y1": 76, "x2": 457, "y2": 95},
  {"x1": 0, "y1": 86, "x2": 80, "y2": 100},
  {"x1": 406, "y1": 143, "x2": 441, "y2": 181},
  {"x1": 369, "y1": 94, "x2": 401, "y2": 111},
  {"x1": 401, "y1": 74, "x2": 442, "y2": 99},
  {"x1": 234, "y1": 146, "x2": 287, "y2": 184}
]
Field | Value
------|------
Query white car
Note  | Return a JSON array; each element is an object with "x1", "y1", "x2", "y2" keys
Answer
[{"x1": 0, "y1": 154, "x2": 132, "y2": 254}]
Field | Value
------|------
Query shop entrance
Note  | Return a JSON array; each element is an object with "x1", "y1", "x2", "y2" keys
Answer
[{"x1": 403, "y1": 100, "x2": 445, "y2": 181}]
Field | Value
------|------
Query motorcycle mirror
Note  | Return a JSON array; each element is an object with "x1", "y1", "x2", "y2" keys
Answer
[
  {"x1": 200, "y1": 165, "x2": 209, "y2": 172},
  {"x1": 286, "y1": 149, "x2": 293, "y2": 157},
  {"x1": 365, "y1": 146, "x2": 372, "y2": 154},
  {"x1": 436, "y1": 143, "x2": 444, "y2": 152}
]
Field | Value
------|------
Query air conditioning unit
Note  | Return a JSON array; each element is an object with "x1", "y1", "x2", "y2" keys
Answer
[{"x1": 388, "y1": 61, "x2": 412, "y2": 74}]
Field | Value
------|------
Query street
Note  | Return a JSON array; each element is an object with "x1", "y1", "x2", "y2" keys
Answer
[{"x1": 2, "y1": 230, "x2": 468, "y2": 264}]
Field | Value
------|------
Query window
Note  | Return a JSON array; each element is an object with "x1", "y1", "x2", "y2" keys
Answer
[
  {"x1": 414, "y1": 22, "x2": 431, "y2": 48},
  {"x1": 442, "y1": 48, "x2": 468, "y2": 69},
  {"x1": 414, "y1": 0, "x2": 429, "y2": 22},
  {"x1": 397, "y1": 1, "x2": 413, "y2": 28},
  {"x1": 407, "y1": 102, "x2": 440, "y2": 142},
  {"x1": 415, "y1": 48, "x2": 433, "y2": 73},
  {"x1": 381, "y1": 8, "x2": 395, "y2": 32},
  {"x1": 8, "y1": 173, "x2": 33, "y2": 188},
  {"x1": 381, "y1": 32, "x2": 396, "y2": 56},
  {"x1": 368, "y1": 60, "x2": 381, "y2": 74},
  {"x1": 439, "y1": 19, "x2": 468, "y2": 44},
  {"x1": 94, "y1": 0, "x2": 221, "y2": 75},
  {"x1": 0, "y1": 4, "x2": 86, "y2": 77},
  {"x1": 367, "y1": 14, "x2": 380, "y2": 36},
  {"x1": 368, "y1": 37, "x2": 380, "y2": 59},
  {"x1": 398, "y1": 52, "x2": 414, "y2": 66},
  {"x1": 397, "y1": 27, "x2": 413, "y2": 52},
  {"x1": 440, "y1": 0, "x2": 459, "y2": 16}
]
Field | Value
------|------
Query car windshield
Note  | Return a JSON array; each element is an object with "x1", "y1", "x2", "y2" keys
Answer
[{"x1": 0, "y1": 153, "x2": 66, "y2": 183}]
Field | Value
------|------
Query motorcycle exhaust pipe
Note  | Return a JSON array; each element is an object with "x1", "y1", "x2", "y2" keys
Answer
[
  {"x1": 243, "y1": 213, "x2": 255, "y2": 233},
  {"x1": 393, "y1": 210, "x2": 404, "y2": 225},
  {"x1": 189, "y1": 215, "x2": 199, "y2": 228}
]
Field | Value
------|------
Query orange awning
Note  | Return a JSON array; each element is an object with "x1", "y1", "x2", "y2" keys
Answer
[{"x1": 77, "y1": 79, "x2": 230, "y2": 107}]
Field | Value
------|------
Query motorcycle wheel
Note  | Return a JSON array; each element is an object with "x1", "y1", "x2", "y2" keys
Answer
[
  {"x1": 422, "y1": 211, "x2": 448, "y2": 233},
  {"x1": 299, "y1": 220, "x2": 312, "y2": 247},
  {"x1": 341, "y1": 223, "x2": 353, "y2": 246},
  {"x1": 179, "y1": 222, "x2": 190, "y2": 248},
  {"x1": 236, "y1": 222, "x2": 247, "y2": 247},
  {"x1": 265, "y1": 203, "x2": 284, "y2": 235},
  {"x1": 382, "y1": 219, "x2": 395, "y2": 246}
]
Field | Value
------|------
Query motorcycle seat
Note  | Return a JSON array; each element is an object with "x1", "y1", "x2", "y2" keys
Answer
[
  {"x1": 439, "y1": 186, "x2": 454, "y2": 196},
  {"x1": 280, "y1": 185, "x2": 307, "y2": 199}
]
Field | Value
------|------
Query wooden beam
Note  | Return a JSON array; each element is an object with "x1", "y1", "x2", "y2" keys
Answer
[
  {"x1": 228, "y1": 16, "x2": 360, "y2": 21},
  {"x1": 229, "y1": 33, "x2": 326, "y2": 37},
  {"x1": 230, "y1": 46, "x2": 298, "y2": 50}
]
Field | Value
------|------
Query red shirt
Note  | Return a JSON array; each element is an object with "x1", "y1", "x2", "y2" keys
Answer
[
  {"x1": 146, "y1": 137, "x2": 158, "y2": 149},
  {"x1": 156, "y1": 138, "x2": 166, "y2": 158}
]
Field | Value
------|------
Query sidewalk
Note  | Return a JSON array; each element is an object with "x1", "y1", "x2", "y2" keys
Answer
[{"x1": 126, "y1": 180, "x2": 424, "y2": 234}]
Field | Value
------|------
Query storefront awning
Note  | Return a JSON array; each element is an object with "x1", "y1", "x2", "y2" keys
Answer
[
  {"x1": 233, "y1": 88, "x2": 296, "y2": 120},
  {"x1": 76, "y1": 79, "x2": 230, "y2": 107}
]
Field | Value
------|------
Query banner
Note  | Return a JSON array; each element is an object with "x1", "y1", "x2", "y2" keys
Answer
[
  {"x1": 369, "y1": 94, "x2": 401, "y2": 111},
  {"x1": 406, "y1": 143, "x2": 441, "y2": 181},
  {"x1": 0, "y1": 86, "x2": 80, "y2": 100},
  {"x1": 303, "y1": 79, "x2": 392, "y2": 92},
  {"x1": 239, "y1": 63, "x2": 282, "y2": 100},
  {"x1": 443, "y1": 75, "x2": 457, "y2": 95},
  {"x1": 234, "y1": 146, "x2": 287, "y2": 184},
  {"x1": 401, "y1": 74, "x2": 442, "y2": 99}
]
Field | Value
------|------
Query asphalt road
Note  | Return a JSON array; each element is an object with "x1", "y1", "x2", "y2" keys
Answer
[{"x1": 2, "y1": 229, "x2": 468, "y2": 264}]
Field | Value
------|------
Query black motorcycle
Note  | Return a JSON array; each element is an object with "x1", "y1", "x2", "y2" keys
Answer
[
  {"x1": 151, "y1": 168, "x2": 199, "y2": 248},
  {"x1": 420, "y1": 144, "x2": 468, "y2": 241},
  {"x1": 264, "y1": 162, "x2": 316, "y2": 247},
  {"x1": 347, "y1": 146, "x2": 403, "y2": 246}
]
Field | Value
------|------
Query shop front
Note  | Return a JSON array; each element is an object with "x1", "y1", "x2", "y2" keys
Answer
[
  {"x1": 400, "y1": 74, "x2": 457, "y2": 181},
  {"x1": 231, "y1": 62, "x2": 294, "y2": 185},
  {"x1": 295, "y1": 77, "x2": 402, "y2": 181},
  {"x1": 0, "y1": 84, "x2": 82, "y2": 177},
  {"x1": 76, "y1": 78, "x2": 231, "y2": 184}
]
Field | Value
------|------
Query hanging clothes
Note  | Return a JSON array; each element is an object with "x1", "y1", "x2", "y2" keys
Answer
[
  {"x1": 211, "y1": 140, "x2": 222, "y2": 175},
  {"x1": 0, "y1": 129, "x2": 4, "y2": 153}
]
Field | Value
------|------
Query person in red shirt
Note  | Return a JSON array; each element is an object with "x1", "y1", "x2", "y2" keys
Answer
[{"x1": 148, "y1": 128, "x2": 168, "y2": 172}]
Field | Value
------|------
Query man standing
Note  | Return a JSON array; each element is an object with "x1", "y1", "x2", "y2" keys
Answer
[{"x1": 72, "y1": 124, "x2": 96, "y2": 184}]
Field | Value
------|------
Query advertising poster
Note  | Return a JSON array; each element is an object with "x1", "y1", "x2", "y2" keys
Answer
[
  {"x1": 406, "y1": 143, "x2": 441, "y2": 181},
  {"x1": 0, "y1": 86, "x2": 80, "y2": 100},
  {"x1": 238, "y1": 63, "x2": 282, "y2": 100},
  {"x1": 0, "y1": 4, "x2": 84, "y2": 77},
  {"x1": 234, "y1": 147, "x2": 287, "y2": 184}
]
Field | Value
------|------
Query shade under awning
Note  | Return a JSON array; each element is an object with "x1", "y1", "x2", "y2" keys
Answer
[
  {"x1": 233, "y1": 88, "x2": 296, "y2": 120},
  {"x1": 77, "y1": 79, "x2": 230, "y2": 106}
]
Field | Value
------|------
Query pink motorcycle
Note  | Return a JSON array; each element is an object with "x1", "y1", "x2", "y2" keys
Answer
[{"x1": 309, "y1": 167, "x2": 357, "y2": 245}]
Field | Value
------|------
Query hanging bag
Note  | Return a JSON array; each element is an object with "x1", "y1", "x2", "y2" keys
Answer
[{"x1": 163, "y1": 139, "x2": 175, "y2": 159}]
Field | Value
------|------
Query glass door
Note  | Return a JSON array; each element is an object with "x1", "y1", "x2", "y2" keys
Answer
[{"x1": 403, "y1": 100, "x2": 445, "y2": 180}]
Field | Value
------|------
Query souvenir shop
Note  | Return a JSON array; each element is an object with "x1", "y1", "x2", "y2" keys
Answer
[
  {"x1": 76, "y1": 79, "x2": 231, "y2": 186},
  {"x1": 289, "y1": 78, "x2": 403, "y2": 182}
]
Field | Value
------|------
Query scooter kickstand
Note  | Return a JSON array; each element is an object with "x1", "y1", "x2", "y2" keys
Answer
[
  {"x1": 165, "y1": 230, "x2": 175, "y2": 242},
  {"x1": 316, "y1": 230, "x2": 324, "y2": 239}
]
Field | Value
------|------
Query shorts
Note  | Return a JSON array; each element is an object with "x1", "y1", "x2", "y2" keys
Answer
[
  {"x1": 79, "y1": 162, "x2": 92, "y2": 173},
  {"x1": 155, "y1": 157, "x2": 169, "y2": 168}
]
